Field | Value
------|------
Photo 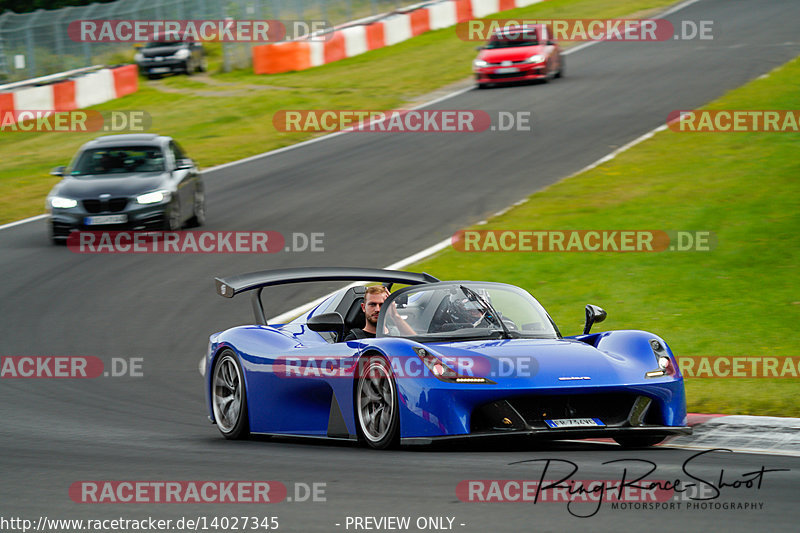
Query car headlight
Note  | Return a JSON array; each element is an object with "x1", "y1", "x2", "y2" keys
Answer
[
  {"x1": 412, "y1": 347, "x2": 494, "y2": 384},
  {"x1": 173, "y1": 49, "x2": 190, "y2": 60},
  {"x1": 49, "y1": 196, "x2": 77, "y2": 209},
  {"x1": 525, "y1": 54, "x2": 545, "y2": 64},
  {"x1": 473, "y1": 59, "x2": 488, "y2": 69},
  {"x1": 134, "y1": 52, "x2": 143, "y2": 62},
  {"x1": 136, "y1": 190, "x2": 170, "y2": 205},
  {"x1": 645, "y1": 339, "x2": 675, "y2": 378}
]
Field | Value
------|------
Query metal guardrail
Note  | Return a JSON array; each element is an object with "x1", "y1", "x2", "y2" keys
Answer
[{"x1": 0, "y1": 64, "x2": 104, "y2": 91}]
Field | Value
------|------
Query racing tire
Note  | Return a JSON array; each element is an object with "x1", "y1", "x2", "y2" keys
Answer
[
  {"x1": 355, "y1": 355, "x2": 400, "y2": 449},
  {"x1": 211, "y1": 350, "x2": 250, "y2": 440},
  {"x1": 162, "y1": 197, "x2": 182, "y2": 231},
  {"x1": 614, "y1": 435, "x2": 666, "y2": 448},
  {"x1": 187, "y1": 187, "x2": 205, "y2": 227},
  {"x1": 555, "y1": 56, "x2": 564, "y2": 78}
]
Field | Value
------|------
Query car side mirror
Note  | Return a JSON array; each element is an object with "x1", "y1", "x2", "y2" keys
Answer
[
  {"x1": 583, "y1": 304, "x2": 607, "y2": 334},
  {"x1": 307, "y1": 312, "x2": 345, "y2": 340},
  {"x1": 175, "y1": 158, "x2": 193, "y2": 170},
  {"x1": 50, "y1": 166, "x2": 65, "y2": 177},
  {"x1": 475, "y1": 45, "x2": 484, "y2": 51}
]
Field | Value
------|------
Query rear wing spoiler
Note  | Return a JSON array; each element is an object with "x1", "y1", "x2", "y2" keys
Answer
[{"x1": 214, "y1": 267, "x2": 439, "y2": 325}]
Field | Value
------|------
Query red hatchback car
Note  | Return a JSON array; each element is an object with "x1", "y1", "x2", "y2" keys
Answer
[{"x1": 473, "y1": 24, "x2": 563, "y2": 88}]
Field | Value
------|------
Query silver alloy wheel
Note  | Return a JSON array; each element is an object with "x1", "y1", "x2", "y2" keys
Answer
[
  {"x1": 168, "y1": 199, "x2": 181, "y2": 230},
  {"x1": 193, "y1": 189, "x2": 205, "y2": 226},
  {"x1": 357, "y1": 359, "x2": 396, "y2": 443},
  {"x1": 212, "y1": 354, "x2": 243, "y2": 433}
]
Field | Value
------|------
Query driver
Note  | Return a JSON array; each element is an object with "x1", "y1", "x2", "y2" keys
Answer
[{"x1": 343, "y1": 286, "x2": 415, "y2": 341}]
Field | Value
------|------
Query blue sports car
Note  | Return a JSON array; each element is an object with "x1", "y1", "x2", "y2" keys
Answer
[{"x1": 205, "y1": 267, "x2": 690, "y2": 449}]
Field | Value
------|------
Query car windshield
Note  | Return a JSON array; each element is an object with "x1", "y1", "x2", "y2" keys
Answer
[
  {"x1": 70, "y1": 146, "x2": 165, "y2": 176},
  {"x1": 378, "y1": 282, "x2": 558, "y2": 342},
  {"x1": 145, "y1": 40, "x2": 184, "y2": 48},
  {"x1": 485, "y1": 29, "x2": 539, "y2": 48}
]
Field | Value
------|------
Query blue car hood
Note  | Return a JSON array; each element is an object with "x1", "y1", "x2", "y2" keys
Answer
[{"x1": 426, "y1": 338, "x2": 640, "y2": 387}]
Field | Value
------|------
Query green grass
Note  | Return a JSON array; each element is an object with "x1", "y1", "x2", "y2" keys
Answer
[
  {"x1": 0, "y1": 0, "x2": 676, "y2": 224},
  {"x1": 409, "y1": 56, "x2": 800, "y2": 417}
]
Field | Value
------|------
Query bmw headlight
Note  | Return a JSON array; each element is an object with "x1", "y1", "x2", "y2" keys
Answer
[
  {"x1": 525, "y1": 54, "x2": 545, "y2": 64},
  {"x1": 49, "y1": 196, "x2": 77, "y2": 209},
  {"x1": 136, "y1": 190, "x2": 170, "y2": 205},
  {"x1": 473, "y1": 59, "x2": 488, "y2": 69},
  {"x1": 173, "y1": 48, "x2": 190, "y2": 60}
]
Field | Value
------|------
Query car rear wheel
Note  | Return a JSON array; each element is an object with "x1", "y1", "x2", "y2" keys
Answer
[
  {"x1": 614, "y1": 435, "x2": 666, "y2": 448},
  {"x1": 212, "y1": 350, "x2": 250, "y2": 439},
  {"x1": 356, "y1": 356, "x2": 400, "y2": 449}
]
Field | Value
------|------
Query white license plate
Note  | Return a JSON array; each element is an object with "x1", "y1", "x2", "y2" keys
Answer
[
  {"x1": 494, "y1": 67, "x2": 520, "y2": 74},
  {"x1": 150, "y1": 67, "x2": 171, "y2": 74},
  {"x1": 85, "y1": 215, "x2": 128, "y2": 225},
  {"x1": 545, "y1": 418, "x2": 605, "y2": 428}
]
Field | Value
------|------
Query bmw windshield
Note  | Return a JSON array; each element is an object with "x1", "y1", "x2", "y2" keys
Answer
[
  {"x1": 378, "y1": 282, "x2": 559, "y2": 342},
  {"x1": 69, "y1": 146, "x2": 165, "y2": 176}
]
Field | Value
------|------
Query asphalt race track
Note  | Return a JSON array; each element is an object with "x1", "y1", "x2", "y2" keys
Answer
[{"x1": 1, "y1": 0, "x2": 799, "y2": 531}]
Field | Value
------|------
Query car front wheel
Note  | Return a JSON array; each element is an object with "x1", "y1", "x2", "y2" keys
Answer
[
  {"x1": 163, "y1": 197, "x2": 181, "y2": 230},
  {"x1": 356, "y1": 356, "x2": 400, "y2": 449},
  {"x1": 188, "y1": 188, "x2": 205, "y2": 227}
]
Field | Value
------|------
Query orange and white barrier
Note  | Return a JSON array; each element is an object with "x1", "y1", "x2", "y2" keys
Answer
[
  {"x1": 253, "y1": 0, "x2": 550, "y2": 75},
  {"x1": 0, "y1": 64, "x2": 138, "y2": 124}
]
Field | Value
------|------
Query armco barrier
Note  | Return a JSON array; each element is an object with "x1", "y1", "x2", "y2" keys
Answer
[
  {"x1": 0, "y1": 65, "x2": 139, "y2": 124},
  {"x1": 252, "y1": 0, "x2": 549, "y2": 75}
]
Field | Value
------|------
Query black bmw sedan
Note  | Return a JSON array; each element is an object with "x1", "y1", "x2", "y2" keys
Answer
[{"x1": 46, "y1": 134, "x2": 205, "y2": 243}]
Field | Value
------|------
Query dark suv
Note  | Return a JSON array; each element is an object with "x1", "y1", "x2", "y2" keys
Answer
[
  {"x1": 46, "y1": 134, "x2": 205, "y2": 243},
  {"x1": 134, "y1": 35, "x2": 206, "y2": 79}
]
